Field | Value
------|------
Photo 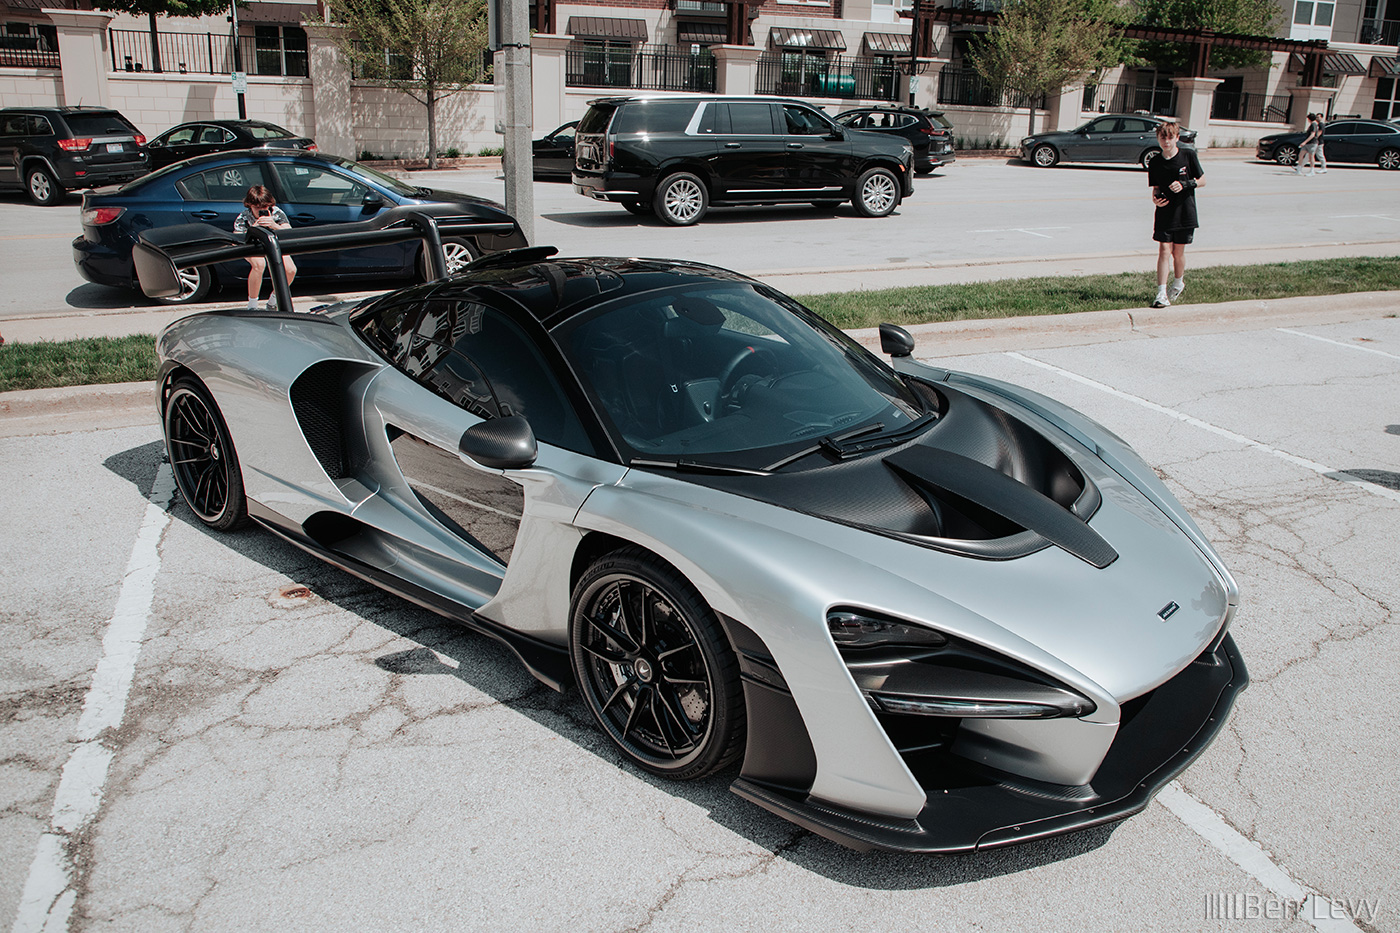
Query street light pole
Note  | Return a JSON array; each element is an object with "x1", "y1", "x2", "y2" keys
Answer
[
  {"x1": 230, "y1": 0, "x2": 247, "y2": 119},
  {"x1": 496, "y1": 0, "x2": 534, "y2": 244}
]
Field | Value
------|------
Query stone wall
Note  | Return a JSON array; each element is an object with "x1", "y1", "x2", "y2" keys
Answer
[
  {"x1": 0, "y1": 68, "x2": 64, "y2": 107},
  {"x1": 105, "y1": 72, "x2": 315, "y2": 140}
]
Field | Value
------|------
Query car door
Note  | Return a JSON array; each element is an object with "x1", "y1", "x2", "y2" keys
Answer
[
  {"x1": 174, "y1": 160, "x2": 275, "y2": 281},
  {"x1": 707, "y1": 101, "x2": 787, "y2": 199},
  {"x1": 149, "y1": 125, "x2": 201, "y2": 169},
  {"x1": 533, "y1": 122, "x2": 577, "y2": 177},
  {"x1": 266, "y1": 159, "x2": 398, "y2": 274},
  {"x1": 1119, "y1": 117, "x2": 1158, "y2": 162},
  {"x1": 0, "y1": 112, "x2": 26, "y2": 187},
  {"x1": 780, "y1": 103, "x2": 853, "y2": 194},
  {"x1": 357, "y1": 294, "x2": 613, "y2": 625},
  {"x1": 1066, "y1": 117, "x2": 1119, "y2": 160},
  {"x1": 1321, "y1": 122, "x2": 1359, "y2": 162}
]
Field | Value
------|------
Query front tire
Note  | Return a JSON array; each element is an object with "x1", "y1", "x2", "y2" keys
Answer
[
  {"x1": 853, "y1": 167, "x2": 899, "y2": 217},
  {"x1": 570, "y1": 548, "x2": 745, "y2": 780},
  {"x1": 1032, "y1": 144, "x2": 1059, "y2": 167},
  {"x1": 1275, "y1": 144, "x2": 1300, "y2": 166},
  {"x1": 26, "y1": 166, "x2": 63, "y2": 206},
  {"x1": 153, "y1": 265, "x2": 212, "y2": 305},
  {"x1": 653, "y1": 173, "x2": 708, "y2": 226},
  {"x1": 1379, "y1": 148, "x2": 1400, "y2": 170},
  {"x1": 163, "y1": 377, "x2": 248, "y2": 531}
]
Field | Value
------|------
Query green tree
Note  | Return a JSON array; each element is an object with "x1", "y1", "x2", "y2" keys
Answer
[
  {"x1": 970, "y1": 0, "x2": 1129, "y2": 138},
  {"x1": 1134, "y1": 0, "x2": 1281, "y2": 71},
  {"x1": 327, "y1": 0, "x2": 488, "y2": 169},
  {"x1": 92, "y1": 0, "x2": 231, "y2": 74}
]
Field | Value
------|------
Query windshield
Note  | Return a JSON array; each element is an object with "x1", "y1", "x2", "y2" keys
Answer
[
  {"x1": 246, "y1": 122, "x2": 294, "y2": 139},
  {"x1": 556, "y1": 283, "x2": 927, "y2": 467},
  {"x1": 330, "y1": 155, "x2": 419, "y2": 197}
]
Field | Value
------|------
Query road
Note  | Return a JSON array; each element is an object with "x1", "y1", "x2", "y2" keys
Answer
[
  {"x1": 3, "y1": 152, "x2": 1400, "y2": 323},
  {"x1": 2, "y1": 309, "x2": 1398, "y2": 932}
]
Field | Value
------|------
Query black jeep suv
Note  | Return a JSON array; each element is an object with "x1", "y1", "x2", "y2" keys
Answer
[
  {"x1": 0, "y1": 106, "x2": 147, "y2": 205},
  {"x1": 834, "y1": 105, "x2": 956, "y2": 175},
  {"x1": 572, "y1": 96, "x2": 913, "y2": 225}
]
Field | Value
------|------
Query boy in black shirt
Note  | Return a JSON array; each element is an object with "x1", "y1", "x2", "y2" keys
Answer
[{"x1": 1147, "y1": 121, "x2": 1205, "y2": 308}]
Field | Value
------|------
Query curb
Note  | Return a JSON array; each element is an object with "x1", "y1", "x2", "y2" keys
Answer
[{"x1": 0, "y1": 382, "x2": 155, "y2": 419}]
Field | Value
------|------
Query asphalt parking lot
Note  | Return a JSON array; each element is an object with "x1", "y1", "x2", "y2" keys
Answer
[{"x1": 2, "y1": 307, "x2": 1397, "y2": 931}]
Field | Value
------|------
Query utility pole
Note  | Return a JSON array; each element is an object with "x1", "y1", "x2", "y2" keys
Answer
[
  {"x1": 495, "y1": 0, "x2": 534, "y2": 244},
  {"x1": 229, "y1": 0, "x2": 247, "y2": 119}
]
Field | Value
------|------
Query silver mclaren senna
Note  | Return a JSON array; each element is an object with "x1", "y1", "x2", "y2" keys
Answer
[{"x1": 141, "y1": 207, "x2": 1246, "y2": 853}]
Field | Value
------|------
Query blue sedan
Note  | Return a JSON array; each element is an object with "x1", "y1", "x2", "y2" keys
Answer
[{"x1": 73, "y1": 149, "x2": 525, "y2": 303}]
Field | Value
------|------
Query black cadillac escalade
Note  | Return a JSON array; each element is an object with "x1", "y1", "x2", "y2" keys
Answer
[{"x1": 572, "y1": 95, "x2": 914, "y2": 225}]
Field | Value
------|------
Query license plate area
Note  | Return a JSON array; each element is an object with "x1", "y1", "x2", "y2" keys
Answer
[{"x1": 106, "y1": 142, "x2": 125, "y2": 153}]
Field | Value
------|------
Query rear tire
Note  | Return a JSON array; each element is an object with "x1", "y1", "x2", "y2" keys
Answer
[
  {"x1": 653, "y1": 173, "x2": 708, "y2": 226},
  {"x1": 162, "y1": 377, "x2": 248, "y2": 531},
  {"x1": 1141, "y1": 148, "x2": 1162, "y2": 169},
  {"x1": 153, "y1": 266, "x2": 212, "y2": 305},
  {"x1": 417, "y1": 237, "x2": 478, "y2": 281},
  {"x1": 25, "y1": 165, "x2": 63, "y2": 206},
  {"x1": 853, "y1": 167, "x2": 899, "y2": 217}
]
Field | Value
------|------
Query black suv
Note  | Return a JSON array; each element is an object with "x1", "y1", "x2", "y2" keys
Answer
[
  {"x1": 572, "y1": 96, "x2": 913, "y2": 225},
  {"x1": 834, "y1": 105, "x2": 955, "y2": 175},
  {"x1": 0, "y1": 106, "x2": 147, "y2": 205}
]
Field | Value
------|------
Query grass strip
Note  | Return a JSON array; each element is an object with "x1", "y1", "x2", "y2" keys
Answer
[
  {"x1": 1, "y1": 256, "x2": 1397, "y2": 392},
  {"x1": 796, "y1": 256, "x2": 1400, "y2": 330},
  {"x1": 0, "y1": 335, "x2": 158, "y2": 393}
]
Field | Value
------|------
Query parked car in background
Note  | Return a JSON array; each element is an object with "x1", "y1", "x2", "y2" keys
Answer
[
  {"x1": 0, "y1": 106, "x2": 147, "y2": 205},
  {"x1": 1256, "y1": 118, "x2": 1400, "y2": 169},
  {"x1": 144, "y1": 119, "x2": 316, "y2": 170},
  {"x1": 573, "y1": 95, "x2": 913, "y2": 225},
  {"x1": 834, "y1": 105, "x2": 956, "y2": 175},
  {"x1": 1020, "y1": 114, "x2": 1197, "y2": 168},
  {"x1": 532, "y1": 121, "x2": 578, "y2": 180},
  {"x1": 73, "y1": 148, "x2": 525, "y2": 303}
]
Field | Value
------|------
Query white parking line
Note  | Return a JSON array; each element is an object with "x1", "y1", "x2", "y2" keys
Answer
[
  {"x1": 1278, "y1": 327, "x2": 1400, "y2": 361},
  {"x1": 1005, "y1": 352, "x2": 1400, "y2": 505},
  {"x1": 970, "y1": 226, "x2": 1069, "y2": 239},
  {"x1": 1159, "y1": 784, "x2": 1364, "y2": 932},
  {"x1": 10, "y1": 464, "x2": 176, "y2": 933}
]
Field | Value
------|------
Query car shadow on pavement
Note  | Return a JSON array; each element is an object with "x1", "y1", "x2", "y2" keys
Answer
[
  {"x1": 543, "y1": 205, "x2": 897, "y2": 228},
  {"x1": 103, "y1": 439, "x2": 1115, "y2": 885}
]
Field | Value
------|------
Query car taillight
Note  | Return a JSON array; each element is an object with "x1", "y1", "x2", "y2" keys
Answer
[
  {"x1": 920, "y1": 127, "x2": 937, "y2": 135},
  {"x1": 82, "y1": 206, "x2": 125, "y2": 226},
  {"x1": 58, "y1": 138, "x2": 92, "y2": 151},
  {"x1": 133, "y1": 135, "x2": 146, "y2": 146},
  {"x1": 306, "y1": 143, "x2": 318, "y2": 151},
  {"x1": 607, "y1": 137, "x2": 614, "y2": 162}
]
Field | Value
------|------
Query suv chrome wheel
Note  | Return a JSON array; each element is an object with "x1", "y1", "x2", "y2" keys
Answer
[
  {"x1": 26, "y1": 166, "x2": 61, "y2": 206},
  {"x1": 654, "y1": 173, "x2": 707, "y2": 226},
  {"x1": 853, "y1": 168, "x2": 898, "y2": 217}
]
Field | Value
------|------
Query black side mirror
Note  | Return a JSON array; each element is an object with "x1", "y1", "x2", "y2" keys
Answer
[
  {"x1": 879, "y1": 322, "x2": 915, "y2": 358},
  {"x1": 459, "y1": 415, "x2": 537, "y2": 470},
  {"x1": 362, "y1": 190, "x2": 385, "y2": 209},
  {"x1": 828, "y1": 127, "x2": 845, "y2": 141}
]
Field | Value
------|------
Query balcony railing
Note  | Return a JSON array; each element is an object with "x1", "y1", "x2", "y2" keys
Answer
[
  {"x1": 1211, "y1": 90, "x2": 1292, "y2": 123},
  {"x1": 1359, "y1": 18, "x2": 1400, "y2": 44},
  {"x1": 565, "y1": 44, "x2": 716, "y2": 92},
  {"x1": 937, "y1": 68, "x2": 1045, "y2": 108},
  {"x1": 1081, "y1": 81, "x2": 1178, "y2": 117},
  {"x1": 109, "y1": 29, "x2": 308, "y2": 77},
  {"x1": 755, "y1": 53, "x2": 900, "y2": 101},
  {"x1": 0, "y1": 35, "x2": 59, "y2": 68}
]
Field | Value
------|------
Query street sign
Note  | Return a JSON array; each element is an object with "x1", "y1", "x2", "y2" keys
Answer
[
  {"x1": 909, "y1": 76, "x2": 918, "y2": 93},
  {"x1": 232, "y1": 71, "x2": 247, "y2": 93}
]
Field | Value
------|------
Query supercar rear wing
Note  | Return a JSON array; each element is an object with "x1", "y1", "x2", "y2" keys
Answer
[{"x1": 133, "y1": 202, "x2": 522, "y2": 311}]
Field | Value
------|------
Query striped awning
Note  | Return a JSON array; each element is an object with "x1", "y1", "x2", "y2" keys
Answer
[
  {"x1": 568, "y1": 17, "x2": 649, "y2": 40},
  {"x1": 1289, "y1": 51, "x2": 1367, "y2": 75},
  {"x1": 677, "y1": 21, "x2": 728, "y2": 44},
  {"x1": 768, "y1": 27, "x2": 846, "y2": 50},
  {"x1": 1370, "y1": 56, "x2": 1400, "y2": 77},
  {"x1": 862, "y1": 32, "x2": 911, "y2": 54}
]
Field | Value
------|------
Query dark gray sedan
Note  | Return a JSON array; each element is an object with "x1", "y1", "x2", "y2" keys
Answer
[
  {"x1": 145, "y1": 119, "x2": 316, "y2": 170},
  {"x1": 1020, "y1": 114, "x2": 1197, "y2": 168},
  {"x1": 1256, "y1": 118, "x2": 1400, "y2": 169}
]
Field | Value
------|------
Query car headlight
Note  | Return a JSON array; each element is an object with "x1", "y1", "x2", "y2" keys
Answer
[
  {"x1": 1022, "y1": 137, "x2": 1035, "y2": 146},
  {"x1": 828, "y1": 609, "x2": 1097, "y2": 720}
]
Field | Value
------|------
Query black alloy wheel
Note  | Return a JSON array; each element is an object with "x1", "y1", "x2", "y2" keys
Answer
[
  {"x1": 163, "y1": 377, "x2": 248, "y2": 531},
  {"x1": 570, "y1": 548, "x2": 744, "y2": 779}
]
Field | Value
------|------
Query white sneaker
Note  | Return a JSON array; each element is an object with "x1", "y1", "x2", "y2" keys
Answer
[
  {"x1": 1318, "y1": 169, "x2": 1327, "y2": 174},
  {"x1": 1168, "y1": 280, "x2": 1185, "y2": 301},
  {"x1": 1151, "y1": 296, "x2": 1170, "y2": 309}
]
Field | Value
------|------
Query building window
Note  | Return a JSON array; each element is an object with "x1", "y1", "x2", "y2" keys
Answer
[
  {"x1": 253, "y1": 25, "x2": 308, "y2": 77},
  {"x1": 1375, "y1": 77, "x2": 1400, "y2": 120},
  {"x1": 1289, "y1": 0, "x2": 1334, "y2": 40}
]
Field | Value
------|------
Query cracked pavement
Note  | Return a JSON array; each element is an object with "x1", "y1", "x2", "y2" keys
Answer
[{"x1": 2, "y1": 313, "x2": 1397, "y2": 932}]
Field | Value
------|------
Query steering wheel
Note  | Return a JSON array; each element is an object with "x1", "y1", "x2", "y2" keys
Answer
[{"x1": 718, "y1": 346, "x2": 778, "y2": 399}]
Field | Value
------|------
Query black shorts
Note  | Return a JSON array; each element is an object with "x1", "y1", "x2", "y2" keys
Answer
[{"x1": 1154, "y1": 228, "x2": 1195, "y2": 244}]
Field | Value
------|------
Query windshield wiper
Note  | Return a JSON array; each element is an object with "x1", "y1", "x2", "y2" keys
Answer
[
  {"x1": 763, "y1": 421, "x2": 886, "y2": 471},
  {"x1": 630, "y1": 458, "x2": 770, "y2": 477}
]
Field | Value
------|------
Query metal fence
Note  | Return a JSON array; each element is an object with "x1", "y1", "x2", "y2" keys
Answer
[
  {"x1": 1360, "y1": 17, "x2": 1400, "y2": 44},
  {"x1": 0, "y1": 35, "x2": 59, "y2": 68},
  {"x1": 1210, "y1": 90, "x2": 1292, "y2": 123},
  {"x1": 108, "y1": 29, "x2": 308, "y2": 77},
  {"x1": 565, "y1": 44, "x2": 716, "y2": 93},
  {"x1": 936, "y1": 68, "x2": 1045, "y2": 109},
  {"x1": 754, "y1": 53, "x2": 899, "y2": 101},
  {"x1": 1081, "y1": 82, "x2": 1178, "y2": 117}
]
